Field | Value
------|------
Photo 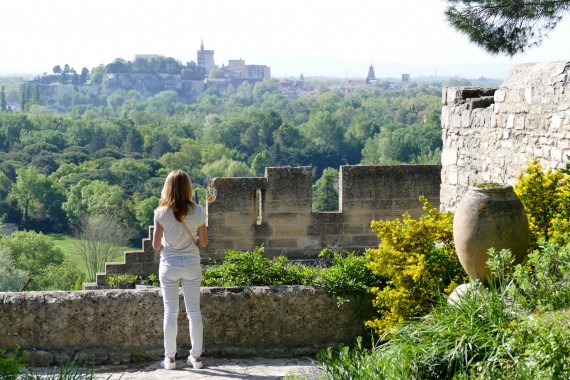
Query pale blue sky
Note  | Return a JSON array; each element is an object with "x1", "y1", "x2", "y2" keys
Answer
[{"x1": 3, "y1": 0, "x2": 570, "y2": 79}]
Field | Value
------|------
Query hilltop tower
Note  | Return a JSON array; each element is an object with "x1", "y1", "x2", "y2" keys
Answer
[
  {"x1": 366, "y1": 65, "x2": 376, "y2": 84},
  {"x1": 197, "y1": 40, "x2": 215, "y2": 75}
]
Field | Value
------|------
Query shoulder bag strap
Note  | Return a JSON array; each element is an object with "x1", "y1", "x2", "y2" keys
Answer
[{"x1": 180, "y1": 221, "x2": 198, "y2": 245}]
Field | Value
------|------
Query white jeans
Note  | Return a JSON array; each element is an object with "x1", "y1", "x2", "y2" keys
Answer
[{"x1": 159, "y1": 255, "x2": 203, "y2": 359}]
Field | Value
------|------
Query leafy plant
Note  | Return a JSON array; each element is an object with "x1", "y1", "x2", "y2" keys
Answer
[
  {"x1": 317, "y1": 336, "x2": 382, "y2": 379},
  {"x1": 202, "y1": 246, "x2": 315, "y2": 286},
  {"x1": 139, "y1": 273, "x2": 159, "y2": 287},
  {"x1": 315, "y1": 249, "x2": 384, "y2": 306},
  {"x1": 508, "y1": 240, "x2": 570, "y2": 313},
  {"x1": 365, "y1": 196, "x2": 466, "y2": 334},
  {"x1": 106, "y1": 274, "x2": 139, "y2": 289},
  {"x1": 0, "y1": 346, "x2": 26, "y2": 379},
  {"x1": 313, "y1": 249, "x2": 383, "y2": 323},
  {"x1": 202, "y1": 247, "x2": 384, "y2": 324},
  {"x1": 514, "y1": 158, "x2": 570, "y2": 248}
]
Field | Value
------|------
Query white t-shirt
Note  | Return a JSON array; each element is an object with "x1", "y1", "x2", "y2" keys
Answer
[{"x1": 154, "y1": 204, "x2": 207, "y2": 258}]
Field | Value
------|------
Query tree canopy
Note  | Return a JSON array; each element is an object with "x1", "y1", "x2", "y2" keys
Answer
[
  {"x1": 0, "y1": 72, "x2": 450, "y2": 247},
  {"x1": 445, "y1": 0, "x2": 570, "y2": 55}
]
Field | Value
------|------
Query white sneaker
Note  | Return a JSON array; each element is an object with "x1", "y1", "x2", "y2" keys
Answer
[
  {"x1": 160, "y1": 357, "x2": 176, "y2": 370},
  {"x1": 187, "y1": 356, "x2": 203, "y2": 369}
]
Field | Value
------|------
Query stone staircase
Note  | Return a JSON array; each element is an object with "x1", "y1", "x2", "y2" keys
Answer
[{"x1": 83, "y1": 227, "x2": 158, "y2": 290}]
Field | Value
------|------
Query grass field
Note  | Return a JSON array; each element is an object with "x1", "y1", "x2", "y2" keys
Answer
[{"x1": 48, "y1": 233, "x2": 140, "y2": 275}]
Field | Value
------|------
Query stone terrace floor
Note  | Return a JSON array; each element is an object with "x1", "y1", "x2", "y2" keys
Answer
[{"x1": 34, "y1": 357, "x2": 319, "y2": 379}]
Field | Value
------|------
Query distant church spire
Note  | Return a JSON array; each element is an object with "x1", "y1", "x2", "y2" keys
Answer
[
  {"x1": 200, "y1": 39, "x2": 204, "y2": 51},
  {"x1": 367, "y1": 65, "x2": 376, "y2": 82}
]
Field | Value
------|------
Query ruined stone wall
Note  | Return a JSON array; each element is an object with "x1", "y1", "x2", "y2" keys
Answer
[
  {"x1": 0, "y1": 286, "x2": 363, "y2": 365},
  {"x1": 203, "y1": 165, "x2": 441, "y2": 260},
  {"x1": 441, "y1": 61, "x2": 570, "y2": 211},
  {"x1": 90, "y1": 164, "x2": 440, "y2": 288}
]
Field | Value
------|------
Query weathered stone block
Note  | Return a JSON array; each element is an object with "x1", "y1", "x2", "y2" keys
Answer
[
  {"x1": 124, "y1": 250, "x2": 154, "y2": 263},
  {"x1": 272, "y1": 225, "x2": 307, "y2": 237},
  {"x1": 351, "y1": 234, "x2": 379, "y2": 247},
  {"x1": 307, "y1": 223, "x2": 344, "y2": 236},
  {"x1": 266, "y1": 212, "x2": 301, "y2": 224},
  {"x1": 311, "y1": 212, "x2": 344, "y2": 224},
  {"x1": 268, "y1": 238, "x2": 299, "y2": 248}
]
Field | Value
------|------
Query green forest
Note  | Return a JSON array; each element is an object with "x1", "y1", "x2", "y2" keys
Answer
[{"x1": 0, "y1": 57, "x2": 494, "y2": 290}]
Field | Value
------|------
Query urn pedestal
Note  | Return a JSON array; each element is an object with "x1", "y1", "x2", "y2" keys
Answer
[{"x1": 453, "y1": 185, "x2": 529, "y2": 281}]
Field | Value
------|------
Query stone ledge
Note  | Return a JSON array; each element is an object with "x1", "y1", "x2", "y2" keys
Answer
[{"x1": 0, "y1": 286, "x2": 364, "y2": 365}]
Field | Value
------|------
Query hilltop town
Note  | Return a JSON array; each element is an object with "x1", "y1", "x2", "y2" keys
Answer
[{"x1": 12, "y1": 42, "x2": 426, "y2": 113}]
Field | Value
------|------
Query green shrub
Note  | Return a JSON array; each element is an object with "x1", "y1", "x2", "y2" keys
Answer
[
  {"x1": 202, "y1": 246, "x2": 315, "y2": 286},
  {"x1": 0, "y1": 231, "x2": 65, "y2": 290},
  {"x1": 105, "y1": 273, "x2": 159, "y2": 289},
  {"x1": 365, "y1": 196, "x2": 466, "y2": 334},
  {"x1": 0, "y1": 347, "x2": 25, "y2": 379},
  {"x1": 481, "y1": 310, "x2": 570, "y2": 379},
  {"x1": 314, "y1": 249, "x2": 384, "y2": 322},
  {"x1": 315, "y1": 249, "x2": 384, "y2": 305},
  {"x1": 106, "y1": 274, "x2": 139, "y2": 289},
  {"x1": 202, "y1": 248, "x2": 383, "y2": 324},
  {"x1": 509, "y1": 241, "x2": 570, "y2": 312},
  {"x1": 34, "y1": 258, "x2": 86, "y2": 291},
  {"x1": 140, "y1": 273, "x2": 159, "y2": 287}
]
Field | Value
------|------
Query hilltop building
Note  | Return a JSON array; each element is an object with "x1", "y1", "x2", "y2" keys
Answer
[
  {"x1": 221, "y1": 59, "x2": 270, "y2": 79},
  {"x1": 366, "y1": 64, "x2": 377, "y2": 84},
  {"x1": 402, "y1": 73, "x2": 411, "y2": 88},
  {"x1": 197, "y1": 40, "x2": 216, "y2": 74},
  {"x1": 196, "y1": 41, "x2": 270, "y2": 80}
]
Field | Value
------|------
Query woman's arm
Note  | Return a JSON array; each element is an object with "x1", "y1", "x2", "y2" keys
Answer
[
  {"x1": 152, "y1": 216, "x2": 164, "y2": 251},
  {"x1": 197, "y1": 224, "x2": 208, "y2": 248}
]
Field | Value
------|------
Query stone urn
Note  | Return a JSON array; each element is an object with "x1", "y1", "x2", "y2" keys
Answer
[{"x1": 453, "y1": 185, "x2": 529, "y2": 281}]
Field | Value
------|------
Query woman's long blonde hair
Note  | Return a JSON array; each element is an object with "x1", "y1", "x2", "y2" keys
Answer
[{"x1": 159, "y1": 170, "x2": 195, "y2": 222}]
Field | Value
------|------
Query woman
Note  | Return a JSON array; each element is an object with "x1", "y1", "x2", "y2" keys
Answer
[{"x1": 153, "y1": 169, "x2": 208, "y2": 370}]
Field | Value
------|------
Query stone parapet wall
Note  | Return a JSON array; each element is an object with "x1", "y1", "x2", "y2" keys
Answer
[
  {"x1": 0, "y1": 286, "x2": 363, "y2": 365},
  {"x1": 440, "y1": 61, "x2": 570, "y2": 211}
]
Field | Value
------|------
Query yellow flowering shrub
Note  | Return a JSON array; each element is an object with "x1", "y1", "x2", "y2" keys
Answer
[
  {"x1": 365, "y1": 197, "x2": 467, "y2": 334},
  {"x1": 514, "y1": 159, "x2": 570, "y2": 248}
]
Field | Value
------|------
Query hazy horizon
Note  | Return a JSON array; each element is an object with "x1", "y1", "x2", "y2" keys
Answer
[
  {"x1": 3, "y1": 0, "x2": 569, "y2": 80},
  {"x1": 0, "y1": 57, "x2": 513, "y2": 81}
]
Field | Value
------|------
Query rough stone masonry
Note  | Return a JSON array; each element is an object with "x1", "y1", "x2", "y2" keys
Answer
[
  {"x1": 440, "y1": 61, "x2": 570, "y2": 211},
  {"x1": 0, "y1": 286, "x2": 363, "y2": 365}
]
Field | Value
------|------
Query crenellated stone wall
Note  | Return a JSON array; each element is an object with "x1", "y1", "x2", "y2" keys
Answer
[
  {"x1": 204, "y1": 165, "x2": 441, "y2": 260},
  {"x1": 90, "y1": 164, "x2": 440, "y2": 288},
  {"x1": 440, "y1": 61, "x2": 570, "y2": 211},
  {"x1": 0, "y1": 286, "x2": 363, "y2": 365}
]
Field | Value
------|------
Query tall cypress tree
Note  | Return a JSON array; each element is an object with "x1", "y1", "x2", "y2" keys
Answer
[
  {"x1": 20, "y1": 84, "x2": 27, "y2": 111},
  {"x1": 1, "y1": 86, "x2": 6, "y2": 112},
  {"x1": 26, "y1": 83, "x2": 31, "y2": 103},
  {"x1": 33, "y1": 82, "x2": 40, "y2": 104}
]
